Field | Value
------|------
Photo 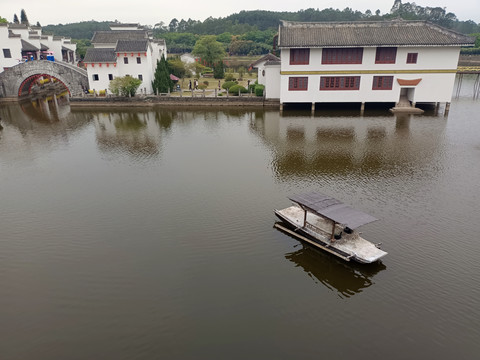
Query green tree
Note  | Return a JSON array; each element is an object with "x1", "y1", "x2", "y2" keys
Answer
[
  {"x1": 109, "y1": 76, "x2": 142, "y2": 97},
  {"x1": 213, "y1": 61, "x2": 224, "y2": 79},
  {"x1": 167, "y1": 57, "x2": 187, "y2": 78},
  {"x1": 192, "y1": 35, "x2": 225, "y2": 67},
  {"x1": 73, "y1": 39, "x2": 91, "y2": 60},
  {"x1": 152, "y1": 55, "x2": 173, "y2": 94},
  {"x1": 13, "y1": 14, "x2": 19, "y2": 24},
  {"x1": 20, "y1": 9, "x2": 29, "y2": 25},
  {"x1": 0, "y1": 16, "x2": 7, "y2": 24}
]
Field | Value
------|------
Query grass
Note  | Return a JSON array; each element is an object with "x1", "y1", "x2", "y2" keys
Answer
[{"x1": 174, "y1": 71, "x2": 257, "y2": 93}]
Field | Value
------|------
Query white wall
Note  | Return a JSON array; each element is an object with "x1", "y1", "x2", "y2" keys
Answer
[
  {"x1": 0, "y1": 26, "x2": 23, "y2": 69},
  {"x1": 279, "y1": 46, "x2": 461, "y2": 104},
  {"x1": 87, "y1": 63, "x2": 117, "y2": 93},
  {"x1": 264, "y1": 64, "x2": 280, "y2": 99},
  {"x1": 112, "y1": 51, "x2": 153, "y2": 94}
]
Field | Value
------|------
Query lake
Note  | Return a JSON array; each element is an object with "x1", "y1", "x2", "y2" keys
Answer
[{"x1": 1, "y1": 76, "x2": 479, "y2": 359}]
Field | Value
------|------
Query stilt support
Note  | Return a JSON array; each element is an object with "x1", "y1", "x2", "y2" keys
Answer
[{"x1": 445, "y1": 102, "x2": 451, "y2": 116}]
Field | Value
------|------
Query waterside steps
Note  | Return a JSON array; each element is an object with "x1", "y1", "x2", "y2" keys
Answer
[
  {"x1": 274, "y1": 222, "x2": 353, "y2": 262},
  {"x1": 389, "y1": 95, "x2": 424, "y2": 114}
]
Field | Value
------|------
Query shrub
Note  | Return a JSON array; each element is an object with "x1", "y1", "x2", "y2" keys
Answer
[
  {"x1": 109, "y1": 75, "x2": 142, "y2": 97},
  {"x1": 255, "y1": 84, "x2": 265, "y2": 97},
  {"x1": 229, "y1": 84, "x2": 247, "y2": 95},
  {"x1": 222, "y1": 81, "x2": 238, "y2": 90},
  {"x1": 224, "y1": 73, "x2": 236, "y2": 82},
  {"x1": 203, "y1": 80, "x2": 209, "y2": 86},
  {"x1": 198, "y1": 84, "x2": 208, "y2": 90},
  {"x1": 461, "y1": 47, "x2": 480, "y2": 55}
]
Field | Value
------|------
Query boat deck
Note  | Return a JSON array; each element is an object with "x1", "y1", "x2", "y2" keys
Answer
[{"x1": 276, "y1": 206, "x2": 387, "y2": 263}]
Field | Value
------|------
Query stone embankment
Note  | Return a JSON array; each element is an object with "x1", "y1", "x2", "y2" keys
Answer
[{"x1": 69, "y1": 95, "x2": 280, "y2": 108}]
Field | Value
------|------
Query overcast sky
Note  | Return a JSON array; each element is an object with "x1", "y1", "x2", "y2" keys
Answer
[{"x1": 2, "y1": 0, "x2": 479, "y2": 26}]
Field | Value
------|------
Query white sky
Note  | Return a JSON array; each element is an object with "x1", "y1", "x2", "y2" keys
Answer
[{"x1": 2, "y1": 0, "x2": 479, "y2": 26}]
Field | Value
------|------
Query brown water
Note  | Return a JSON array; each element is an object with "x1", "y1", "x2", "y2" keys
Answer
[{"x1": 1, "y1": 77, "x2": 479, "y2": 359}]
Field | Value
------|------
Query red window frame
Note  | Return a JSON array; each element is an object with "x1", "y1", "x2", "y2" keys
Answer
[
  {"x1": 372, "y1": 76, "x2": 394, "y2": 90},
  {"x1": 289, "y1": 77, "x2": 308, "y2": 91},
  {"x1": 406, "y1": 53, "x2": 418, "y2": 64},
  {"x1": 320, "y1": 76, "x2": 360, "y2": 90},
  {"x1": 322, "y1": 48, "x2": 363, "y2": 64},
  {"x1": 375, "y1": 47, "x2": 397, "y2": 64},
  {"x1": 290, "y1": 49, "x2": 310, "y2": 65}
]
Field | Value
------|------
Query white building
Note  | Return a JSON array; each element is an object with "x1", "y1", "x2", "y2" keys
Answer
[
  {"x1": 0, "y1": 23, "x2": 76, "y2": 71},
  {"x1": 268, "y1": 20, "x2": 475, "y2": 110},
  {"x1": 83, "y1": 23, "x2": 167, "y2": 95}
]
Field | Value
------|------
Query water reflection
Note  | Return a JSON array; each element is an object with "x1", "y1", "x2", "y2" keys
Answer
[
  {"x1": 285, "y1": 244, "x2": 386, "y2": 298},
  {"x1": 93, "y1": 111, "x2": 163, "y2": 160},
  {"x1": 250, "y1": 110, "x2": 446, "y2": 180},
  {"x1": 0, "y1": 100, "x2": 91, "y2": 160}
]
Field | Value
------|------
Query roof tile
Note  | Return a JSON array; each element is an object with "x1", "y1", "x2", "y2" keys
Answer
[{"x1": 278, "y1": 20, "x2": 476, "y2": 48}]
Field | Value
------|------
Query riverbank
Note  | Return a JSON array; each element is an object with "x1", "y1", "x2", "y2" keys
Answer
[{"x1": 69, "y1": 95, "x2": 280, "y2": 108}]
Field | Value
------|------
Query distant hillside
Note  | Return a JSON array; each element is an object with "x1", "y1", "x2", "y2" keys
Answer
[{"x1": 42, "y1": 21, "x2": 111, "y2": 40}]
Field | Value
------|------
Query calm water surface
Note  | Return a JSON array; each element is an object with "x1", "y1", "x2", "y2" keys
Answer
[{"x1": 1, "y1": 77, "x2": 479, "y2": 359}]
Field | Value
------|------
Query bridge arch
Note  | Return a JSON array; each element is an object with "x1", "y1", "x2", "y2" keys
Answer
[{"x1": 0, "y1": 60, "x2": 88, "y2": 98}]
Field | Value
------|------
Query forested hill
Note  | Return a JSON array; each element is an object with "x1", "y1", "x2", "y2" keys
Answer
[
  {"x1": 43, "y1": 5, "x2": 479, "y2": 41},
  {"x1": 42, "y1": 21, "x2": 111, "y2": 40},
  {"x1": 41, "y1": 2, "x2": 480, "y2": 57}
]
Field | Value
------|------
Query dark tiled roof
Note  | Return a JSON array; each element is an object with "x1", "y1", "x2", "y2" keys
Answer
[
  {"x1": 91, "y1": 30, "x2": 147, "y2": 43},
  {"x1": 109, "y1": 23, "x2": 141, "y2": 28},
  {"x1": 8, "y1": 31, "x2": 21, "y2": 38},
  {"x1": 265, "y1": 60, "x2": 281, "y2": 66},
  {"x1": 84, "y1": 48, "x2": 117, "y2": 63},
  {"x1": 21, "y1": 39, "x2": 39, "y2": 51},
  {"x1": 8, "y1": 23, "x2": 28, "y2": 29},
  {"x1": 250, "y1": 53, "x2": 280, "y2": 68},
  {"x1": 153, "y1": 39, "x2": 166, "y2": 45},
  {"x1": 278, "y1": 20, "x2": 476, "y2": 48},
  {"x1": 115, "y1": 39, "x2": 148, "y2": 52},
  {"x1": 40, "y1": 43, "x2": 49, "y2": 51}
]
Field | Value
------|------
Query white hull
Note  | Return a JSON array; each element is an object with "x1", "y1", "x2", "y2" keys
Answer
[{"x1": 275, "y1": 206, "x2": 387, "y2": 263}]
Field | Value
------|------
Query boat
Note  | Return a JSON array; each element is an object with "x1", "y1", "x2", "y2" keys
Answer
[{"x1": 274, "y1": 191, "x2": 387, "y2": 263}]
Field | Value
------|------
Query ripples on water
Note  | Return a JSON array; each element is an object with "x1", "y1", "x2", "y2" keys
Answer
[{"x1": 1, "y1": 77, "x2": 480, "y2": 359}]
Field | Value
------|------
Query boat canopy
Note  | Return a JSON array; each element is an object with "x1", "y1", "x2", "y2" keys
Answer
[{"x1": 289, "y1": 191, "x2": 378, "y2": 229}]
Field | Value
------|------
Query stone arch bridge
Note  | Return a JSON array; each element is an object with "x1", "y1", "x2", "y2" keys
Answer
[{"x1": 0, "y1": 60, "x2": 88, "y2": 98}]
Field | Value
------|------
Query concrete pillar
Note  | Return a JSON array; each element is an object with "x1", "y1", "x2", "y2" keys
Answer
[
  {"x1": 311, "y1": 102, "x2": 315, "y2": 114},
  {"x1": 280, "y1": 103, "x2": 283, "y2": 112},
  {"x1": 360, "y1": 102, "x2": 365, "y2": 115}
]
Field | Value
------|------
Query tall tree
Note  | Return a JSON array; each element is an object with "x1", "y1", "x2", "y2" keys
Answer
[
  {"x1": 20, "y1": 9, "x2": 29, "y2": 25},
  {"x1": 13, "y1": 14, "x2": 19, "y2": 24},
  {"x1": 192, "y1": 35, "x2": 225, "y2": 67},
  {"x1": 152, "y1": 55, "x2": 173, "y2": 94}
]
